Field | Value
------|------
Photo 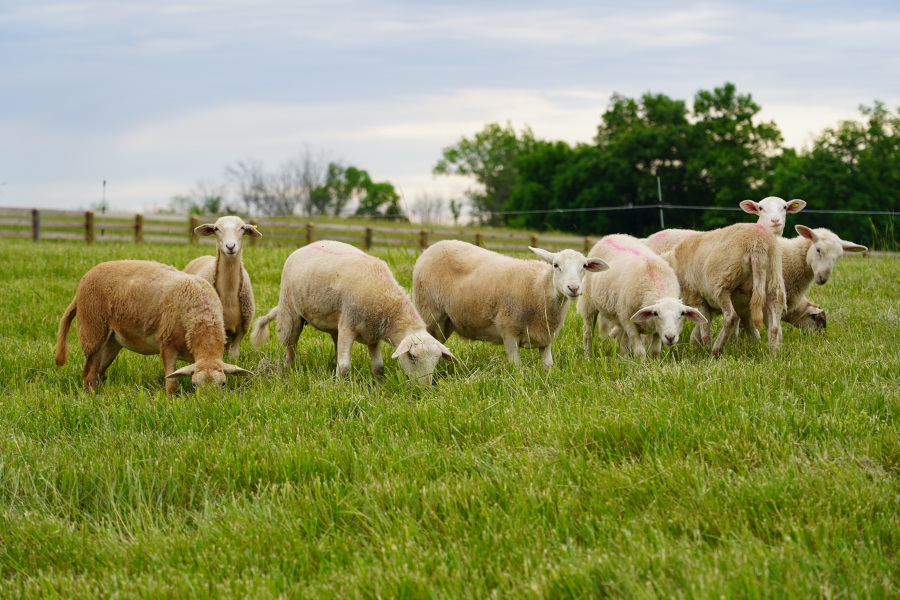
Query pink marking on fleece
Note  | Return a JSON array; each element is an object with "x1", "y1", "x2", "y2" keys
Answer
[
  {"x1": 754, "y1": 223, "x2": 767, "y2": 232},
  {"x1": 646, "y1": 265, "x2": 666, "y2": 293},
  {"x1": 309, "y1": 243, "x2": 420, "y2": 322},
  {"x1": 603, "y1": 237, "x2": 653, "y2": 258}
]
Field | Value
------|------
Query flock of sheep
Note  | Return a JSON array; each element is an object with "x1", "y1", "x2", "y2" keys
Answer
[{"x1": 53, "y1": 197, "x2": 867, "y2": 394}]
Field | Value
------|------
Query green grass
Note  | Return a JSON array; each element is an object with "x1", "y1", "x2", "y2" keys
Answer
[{"x1": 1, "y1": 238, "x2": 898, "y2": 598}]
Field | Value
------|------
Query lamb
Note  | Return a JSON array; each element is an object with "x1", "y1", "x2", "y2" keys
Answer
[
  {"x1": 55, "y1": 260, "x2": 252, "y2": 395},
  {"x1": 642, "y1": 197, "x2": 806, "y2": 255},
  {"x1": 661, "y1": 223, "x2": 787, "y2": 356},
  {"x1": 184, "y1": 216, "x2": 262, "y2": 357},
  {"x1": 577, "y1": 234, "x2": 707, "y2": 360},
  {"x1": 413, "y1": 240, "x2": 609, "y2": 368},
  {"x1": 249, "y1": 240, "x2": 458, "y2": 386},
  {"x1": 734, "y1": 225, "x2": 866, "y2": 330}
]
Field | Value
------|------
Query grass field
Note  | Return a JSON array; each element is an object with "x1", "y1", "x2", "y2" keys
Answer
[{"x1": 1, "y1": 238, "x2": 898, "y2": 598}]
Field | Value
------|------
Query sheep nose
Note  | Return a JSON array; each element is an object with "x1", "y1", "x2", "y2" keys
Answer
[
  {"x1": 226, "y1": 243, "x2": 236, "y2": 252},
  {"x1": 567, "y1": 285, "x2": 580, "y2": 295},
  {"x1": 665, "y1": 334, "x2": 676, "y2": 344}
]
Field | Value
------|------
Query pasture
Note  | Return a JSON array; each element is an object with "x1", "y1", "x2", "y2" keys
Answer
[{"x1": 1, "y1": 238, "x2": 898, "y2": 598}]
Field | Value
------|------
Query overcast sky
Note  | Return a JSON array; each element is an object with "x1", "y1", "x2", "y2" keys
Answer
[{"x1": 2, "y1": 0, "x2": 898, "y2": 214}]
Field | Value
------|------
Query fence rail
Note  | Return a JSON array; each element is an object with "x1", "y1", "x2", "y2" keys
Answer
[{"x1": 0, "y1": 207, "x2": 595, "y2": 253}]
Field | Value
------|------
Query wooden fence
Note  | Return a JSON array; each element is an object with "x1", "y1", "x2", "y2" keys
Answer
[{"x1": 0, "y1": 207, "x2": 594, "y2": 253}]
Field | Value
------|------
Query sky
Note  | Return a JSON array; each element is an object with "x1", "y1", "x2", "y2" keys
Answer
[{"x1": 2, "y1": 0, "x2": 899, "y2": 216}]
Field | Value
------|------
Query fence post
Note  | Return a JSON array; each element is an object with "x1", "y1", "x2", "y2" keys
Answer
[
  {"x1": 419, "y1": 229, "x2": 428, "y2": 251},
  {"x1": 530, "y1": 234, "x2": 538, "y2": 248},
  {"x1": 85, "y1": 211, "x2": 95, "y2": 244},
  {"x1": 306, "y1": 222, "x2": 314, "y2": 245},
  {"x1": 584, "y1": 236, "x2": 591, "y2": 252},
  {"x1": 135, "y1": 213, "x2": 144, "y2": 243},
  {"x1": 250, "y1": 219, "x2": 259, "y2": 246},
  {"x1": 364, "y1": 226, "x2": 372, "y2": 251},
  {"x1": 190, "y1": 215, "x2": 199, "y2": 244},
  {"x1": 475, "y1": 231, "x2": 482, "y2": 247},
  {"x1": 32, "y1": 208, "x2": 40, "y2": 243}
]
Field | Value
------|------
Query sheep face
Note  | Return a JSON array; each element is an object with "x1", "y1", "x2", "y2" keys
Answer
[
  {"x1": 392, "y1": 334, "x2": 459, "y2": 386},
  {"x1": 529, "y1": 247, "x2": 609, "y2": 299},
  {"x1": 740, "y1": 197, "x2": 806, "y2": 236},
  {"x1": 631, "y1": 298, "x2": 707, "y2": 346},
  {"x1": 166, "y1": 361, "x2": 252, "y2": 390},
  {"x1": 796, "y1": 225, "x2": 867, "y2": 285},
  {"x1": 195, "y1": 216, "x2": 262, "y2": 257}
]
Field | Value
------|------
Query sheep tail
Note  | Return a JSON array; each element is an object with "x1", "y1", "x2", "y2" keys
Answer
[
  {"x1": 55, "y1": 298, "x2": 77, "y2": 366},
  {"x1": 749, "y1": 246, "x2": 767, "y2": 330},
  {"x1": 249, "y1": 306, "x2": 278, "y2": 348}
]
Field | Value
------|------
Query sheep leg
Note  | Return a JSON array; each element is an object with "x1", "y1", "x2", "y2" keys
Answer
[
  {"x1": 765, "y1": 298, "x2": 782, "y2": 355},
  {"x1": 689, "y1": 304, "x2": 713, "y2": 348},
  {"x1": 161, "y1": 346, "x2": 180, "y2": 396},
  {"x1": 82, "y1": 351, "x2": 102, "y2": 393},
  {"x1": 368, "y1": 341, "x2": 384, "y2": 379},
  {"x1": 648, "y1": 334, "x2": 662, "y2": 359},
  {"x1": 280, "y1": 316, "x2": 304, "y2": 369},
  {"x1": 581, "y1": 307, "x2": 598, "y2": 356},
  {"x1": 96, "y1": 337, "x2": 123, "y2": 381},
  {"x1": 501, "y1": 335, "x2": 521, "y2": 366},
  {"x1": 80, "y1": 326, "x2": 113, "y2": 393},
  {"x1": 429, "y1": 316, "x2": 454, "y2": 344},
  {"x1": 712, "y1": 296, "x2": 740, "y2": 357},
  {"x1": 622, "y1": 322, "x2": 646, "y2": 360},
  {"x1": 335, "y1": 326, "x2": 355, "y2": 377},
  {"x1": 539, "y1": 344, "x2": 553, "y2": 370},
  {"x1": 738, "y1": 311, "x2": 760, "y2": 340}
]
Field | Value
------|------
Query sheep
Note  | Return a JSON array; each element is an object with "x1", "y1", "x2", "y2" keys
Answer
[
  {"x1": 739, "y1": 196, "x2": 806, "y2": 236},
  {"x1": 733, "y1": 225, "x2": 866, "y2": 331},
  {"x1": 577, "y1": 234, "x2": 707, "y2": 360},
  {"x1": 661, "y1": 223, "x2": 787, "y2": 356},
  {"x1": 55, "y1": 260, "x2": 252, "y2": 395},
  {"x1": 249, "y1": 240, "x2": 458, "y2": 386},
  {"x1": 412, "y1": 240, "x2": 609, "y2": 369},
  {"x1": 642, "y1": 197, "x2": 806, "y2": 255},
  {"x1": 183, "y1": 216, "x2": 262, "y2": 358}
]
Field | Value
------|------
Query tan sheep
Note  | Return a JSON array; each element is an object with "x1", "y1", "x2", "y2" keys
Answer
[
  {"x1": 413, "y1": 240, "x2": 609, "y2": 368},
  {"x1": 661, "y1": 223, "x2": 787, "y2": 356},
  {"x1": 249, "y1": 240, "x2": 458, "y2": 385},
  {"x1": 578, "y1": 234, "x2": 706, "y2": 360},
  {"x1": 184, "y1": 215, "x2": 262, "y2": 357},
  {"x1": 55, "y1": 260, "x2": 252, "y2": 396},
  {"x1": 735, "y1": 225, "x2": 866, "y2": 330}
]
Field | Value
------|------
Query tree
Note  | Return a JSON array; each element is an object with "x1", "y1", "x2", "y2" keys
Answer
[{"x1": 433, "y1": 122, "x2": 537, "y2": 225}]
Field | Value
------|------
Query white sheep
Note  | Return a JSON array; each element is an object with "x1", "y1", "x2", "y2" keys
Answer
[
  {"x1": 55, "y1": 260, "x2": 252, "y2": 395},
  {"x1": 184, "y1": 216, "x2": 262, "y2": 357},
  {"x1": 734, "y1": 225, "x2": 866, "y2": 330},
  {"x1": 578, "y1": 234, "x2": 707, "y2": 360},
  {"x1": 642, "y1": 197, "x2": 806, "y2": 255},
  {"x1": 413, "y1": 240, "x2": 609, "y2": 368},
  {"x1": 661, "y1": 223, "x2": 787, "y2": 356},
  {"x1": 249, "y1": 240, "x2": 458, "y2": 386},
  {"x1": 739, "y1": 196, "x2": 806, "y2": 236}
]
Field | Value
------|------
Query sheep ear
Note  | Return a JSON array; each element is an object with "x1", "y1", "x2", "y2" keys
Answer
[
  {"x1": 391, "y1": 337, "x2": 413, "y2": 359},
  {"x1": 630, "y1": 306, "x2": 656, "y2": 323},
  {"x1": 194, "y1": 224, "x2": 216, "y2": 237},
  {"x1": 438, "y1": 342, "x2": 460, "y2": 365},
  {"x1": 223, "y1": 364, "x2": 253, "y2": 376},
  {"x1": 739, "y1": 200, "x2": 759, "y2": 215},
  {"x1": 166, "y1": 364, "x2": 196, "y2": 379},
  {"x1": 529, "y1": 247, "x2": 555, "y2": 263},
  {"x1": 683, "y1": 307, "x2": 708, "y2": 324},
  {"x1": 795, "y1": 225, "x2": 815, "y2": 240},
  {"x1": 840, "y1": 240, "x2": 867, "y2": 253},
  {"x1": 786, "y1": 199, "x2": 807, "y2": 213},
  {"x1": 243, "y1": 225, "x2": 263, "y2": 239},
  {"x1": 585, "y1": 258, "x2": 609, "y2": 272}
]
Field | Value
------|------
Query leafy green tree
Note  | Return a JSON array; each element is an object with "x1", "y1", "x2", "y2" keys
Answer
[{"x1": 433, "y1": 122, "x2": 537, "y2": 225}]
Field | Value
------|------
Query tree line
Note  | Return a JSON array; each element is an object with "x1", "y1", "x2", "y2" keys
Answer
[{"x1": 433, "y1": 83, "x2": 900, "y2": 246}]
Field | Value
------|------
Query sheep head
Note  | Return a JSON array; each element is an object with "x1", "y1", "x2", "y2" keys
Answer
[
  {"x1": 740, "y1": 197, "x2": 806, "y2": 236},
  {"x1": 796, "y1": 225, "x2": 867, "y2": 285},
  {"x1": 392, "y1": 333, "x2": 459, "y2": 386},
  {"x1": 631, "y1": 298, "x2": 707, "y2": 346},
  {"x1": 195, "y1": 216, "x2": 262, "y2": 258},
  {"x1": 529, "y1": 247, "x2": 609, "y2": 299}
]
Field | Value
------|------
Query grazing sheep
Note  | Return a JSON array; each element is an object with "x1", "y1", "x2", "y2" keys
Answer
[
  {"x1": 55, "y1": 260, "x2": 252, "y2": 395},
  {"x1": 642, "y1": 197, "x2": 806, "y2": 255},
  {"x1": 413, "y1": 240, "x2": 609, "y2": 368},
  {"x1": 734, "y1": 225, "x2": 866, "y2": 331},
  {"x1": 661, "y1": 223, "x2": 787, "y2": 356},
  {"x1": 184, "y1": 216, "x2": 262, "y2": 357},
  {"x1": 739, "y1": 196, "x2": 806, "y2": 236},
  {"x1": 578, "y1": 234, "x2": 707, "y2": 359},
  {"x1": 249, "y1": 240, "x2": 458, "y2": 386}
]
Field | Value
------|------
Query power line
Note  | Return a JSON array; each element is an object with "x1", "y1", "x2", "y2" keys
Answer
[{"x1": 469, "y1": 204, "x2": 900, "y2": 218}]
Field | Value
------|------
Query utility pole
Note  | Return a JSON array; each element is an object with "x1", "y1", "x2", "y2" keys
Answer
[
  {"x1": 657, "y1": 176, "x2": 665, "y2": 230},
  {"x1": 100, "y1": 180, "x2": 107, "y2": 242}
]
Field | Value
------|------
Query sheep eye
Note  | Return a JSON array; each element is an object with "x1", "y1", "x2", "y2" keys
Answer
[
  {"x1": 681, "y1": 311, "x2": 686, "y2": 316},
  {"x1": 652, "y1": 311, "x2": 658, "y2": 316},
  {"x1": 816, "y1": 248, "x2": 821, "y2": 254},
  {"x1": 553, "y1": 263, "x2": 559, "y2": 269}
]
